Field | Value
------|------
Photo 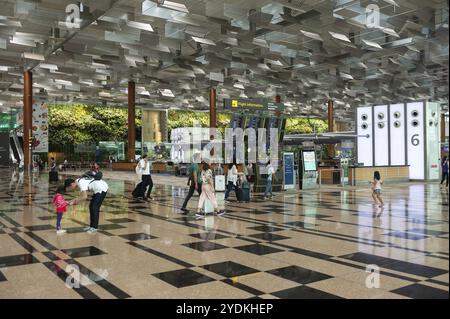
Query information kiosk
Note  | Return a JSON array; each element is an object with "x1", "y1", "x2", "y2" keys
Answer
[{"x1": 299, "y1": 147, "x2": 318, "y2": 190}]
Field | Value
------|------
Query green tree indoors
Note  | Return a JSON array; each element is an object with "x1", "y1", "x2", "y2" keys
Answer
[
  {"x1": 48, "y1": 104, "x2": 142, "y2": 151},
  {"x1": 48, "y1": 105, "x2": 327, "y2": 152}
]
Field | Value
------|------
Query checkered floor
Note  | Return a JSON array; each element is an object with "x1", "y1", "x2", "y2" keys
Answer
[{"x1": 0, "y1": 169, "x2": 448, "y2": 299}]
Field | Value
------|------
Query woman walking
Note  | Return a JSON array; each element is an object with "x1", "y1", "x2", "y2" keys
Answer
[{"x1": 196, "y1": 162, "x2": 225, "y2": 219}]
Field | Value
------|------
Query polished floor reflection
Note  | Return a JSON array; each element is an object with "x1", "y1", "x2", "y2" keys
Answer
[{"x1": 0, "y1": 169, "x2": 448, "y2": 299}]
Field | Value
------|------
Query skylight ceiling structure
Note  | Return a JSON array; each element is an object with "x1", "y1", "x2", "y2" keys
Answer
[{"x1": 0, "y1": 0, "x2": 448, "y2": 118}]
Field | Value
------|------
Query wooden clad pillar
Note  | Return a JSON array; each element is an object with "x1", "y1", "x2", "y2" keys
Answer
[
  {"x1": 327, "y1": 100, "x2": 334, "y2": 158},
  {"x1": 327, "y1": 100, "x2": 334, "y2": 133},
  {"x1": 275, "y1": 95, "x2": 281, "y2": 117},
  {"x1": 209, "y1": 87, "x2": 217, "y2": 157},
  {"x1": 23, "y1": 70, "x2": 32, "y2": 169},
  {"x1": 128, "y1": 81, "x2": 136, "y2": 162},
  {"x1": 209, "y1": 87, "x2": 216, "y2": 129}
]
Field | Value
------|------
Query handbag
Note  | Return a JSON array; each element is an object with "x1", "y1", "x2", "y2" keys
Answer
[
  {"x1": 236, "y1": 176, "x2": 243, "y2": 189},
  {"x1": 135, "y1": 162, "x2": 144, "y2": 175}
]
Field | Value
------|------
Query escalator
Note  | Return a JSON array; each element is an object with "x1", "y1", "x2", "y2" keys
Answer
[
  {"x1": 10, "y1": 136, "x2": 20, "y2": 163},
  {"x1": 9, "y1": 132, "x2": 23, "y2": 164},
  {"x1": 17, "y1": 135, "x2": 24, "y2": 158}
]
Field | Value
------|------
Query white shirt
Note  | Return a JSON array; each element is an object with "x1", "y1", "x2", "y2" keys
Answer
[
  {"x1": 227, "y1": 165, "x2": 238, "y2": 185},
  {"x1": 77, "y1": 177, "x2": 94, "y2": 192},
  {"x1": 374, "y1": 180, "x2": 382, "y2": 190},
  {"x1": 88, "y1": 180, "x2": 109, "y2": 194},
  {"x1": 139, "y1": 159, "x2": 151, "y2": 175}
]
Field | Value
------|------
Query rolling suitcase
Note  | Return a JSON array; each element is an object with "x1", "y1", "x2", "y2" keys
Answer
[
  {"x1": 236, "y1": 182, "x2": 250, "y2": 203},
  {"x1": 49, "y1": 171, "x2": 59, "y2": 182},
  {"x1": 132, "y1": 182, "x2": 146, "y2": 198}
]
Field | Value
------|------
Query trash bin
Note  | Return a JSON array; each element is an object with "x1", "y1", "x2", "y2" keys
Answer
[
  {"x1": 214, "y1": 175, "x2": 226, "y2": 192},
  {"x1": 332, "y1": 171, "x2": 341, "y2": 184}
]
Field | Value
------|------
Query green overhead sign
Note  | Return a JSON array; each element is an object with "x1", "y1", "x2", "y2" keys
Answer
[{"x1": 268, "y1": 102, "x2": 285, "y2": 111}]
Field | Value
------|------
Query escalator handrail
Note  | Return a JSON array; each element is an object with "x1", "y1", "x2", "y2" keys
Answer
[{"x1": 9, "y1": 136, "x2": 20, "y2": 163}]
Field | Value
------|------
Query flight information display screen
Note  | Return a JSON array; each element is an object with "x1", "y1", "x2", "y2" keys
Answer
[
  {"x1": 246, "y1": 116, "x2": 260, "y2": 129},
  {"x1": 303, "y1": 151, "x2": 317, "y2": 171},
  {"x1": 230, "y1": 114, "x2": 243, "y2": 129}
]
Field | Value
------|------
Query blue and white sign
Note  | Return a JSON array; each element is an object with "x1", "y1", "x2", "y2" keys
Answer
[{"x1": 283, "y1": 152, "x2": 295, "y2": 190}]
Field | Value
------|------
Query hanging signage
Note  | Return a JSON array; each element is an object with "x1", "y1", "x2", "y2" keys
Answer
[
  {"x1": 32, "y1": 100, "x2": 49, "y2": 152},
  {"x1": 268, "y1": 102, "x2": 285, "y2": 112},
  {"x1": 223, "y1": 99, "x2": 285, "y2": 112},
  {"x1": 224, "y1": 99, "x2": 267, "y2": 110},
  {"x1": 283, "y1": 152, "x2": 295, "y2": 190},
  {"x1": 0, "y1": 132, "x2": 9, "y2": 166}
]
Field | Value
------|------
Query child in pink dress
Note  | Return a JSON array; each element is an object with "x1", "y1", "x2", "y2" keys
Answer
[{"x1": 52, "y1": 185, "x2": 71, "y2": 234}]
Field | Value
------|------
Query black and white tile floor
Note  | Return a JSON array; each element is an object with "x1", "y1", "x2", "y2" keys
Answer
[{"x1": 0, "y1": 169, "x2": 448, "y2": 299}]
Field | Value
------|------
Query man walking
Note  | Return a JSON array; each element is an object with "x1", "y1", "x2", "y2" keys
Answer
[
  {"x1": 180, "y1": 153, "x2": 202, "y2": 214},
  {"x1": 264, "y1": 160, "x2": 276, "y2": 200},
  {"x1": 441, "y1": 156, "x2": 449, "y2": 188},
  {"x1": 133, "y1": 154, "x2": 153, "y2": 200}
]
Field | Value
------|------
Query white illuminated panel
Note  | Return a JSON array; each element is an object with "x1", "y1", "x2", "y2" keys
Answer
[
  {"x1": 373, "y1": 105, "x2": 389, "y2": 166},
  {"x1": 425, "y1": 102, "x2": 440, "y2": 180},
  {"x1": 389, "y1": 103, "x2": 406, "y2": 165},
  {"x1": 406, "y1": 102, "x2": 425, "y2": 180},
  {"x1": 357, "y1": 106, "x2": 373, "y2": 166}
]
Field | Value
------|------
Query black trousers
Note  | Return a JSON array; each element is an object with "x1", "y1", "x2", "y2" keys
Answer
[
  {"x1": 441, "y1": 172, "x2": 449, "y2": 186},
  {"x1": 224, "y1": 181, "x2": 237, "y2": 200},
  {"x1": 181, "y1": 184, "x2": 202, "y2": 209},
  {"x1": 89, "y1": 191, "x2": 107, "y2": 229},
  {"x1": 141, "y1": 174, "x2": 153, "y2": 197}
]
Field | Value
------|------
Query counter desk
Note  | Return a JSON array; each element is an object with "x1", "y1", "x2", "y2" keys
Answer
[
  {"x1": 318, "y1": 165, "x2": 410, "y2": 185},
  {"x1": 349, "y1": 165, "x2": 410, "y2": 185}
]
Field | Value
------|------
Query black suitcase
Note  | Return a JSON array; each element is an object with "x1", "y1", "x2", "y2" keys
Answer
[
  {"x1": 236, "y1": 183, "x2": 250, "y2": 202},
  {"x1": 132, "y1": 182, "x2": 146, "y2": 198},
  {"x1": 49, "y1": 171, "x2": 59, "y2": 182}
]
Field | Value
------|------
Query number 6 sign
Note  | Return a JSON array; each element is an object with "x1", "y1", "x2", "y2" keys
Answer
[
  {"x1": 411, "y1": 134, "x2": 420, "y2": 146},
  {"x1": 406, "y1": 102, "x2": 424, "y2": 179}
]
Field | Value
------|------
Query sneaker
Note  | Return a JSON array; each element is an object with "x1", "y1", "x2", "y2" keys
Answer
[
  {"x1": 216, "y1": 210, "x2": 226, "y2": 216},
  {"x1": 83, "y1": 226, "x2": 91, "y2": 231},
  {"x1": 56, "y1": 229, "x2": 67, "y2": 235},
  {"x1": 87, "y1": 228, "x2": 97, "y2": 234},
  {"x1": 195, "y1": 213, "x2": 204, "y2": 219},
  {"x1": 180, "y1": 208, "x2": 189, "y2": 215}
]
